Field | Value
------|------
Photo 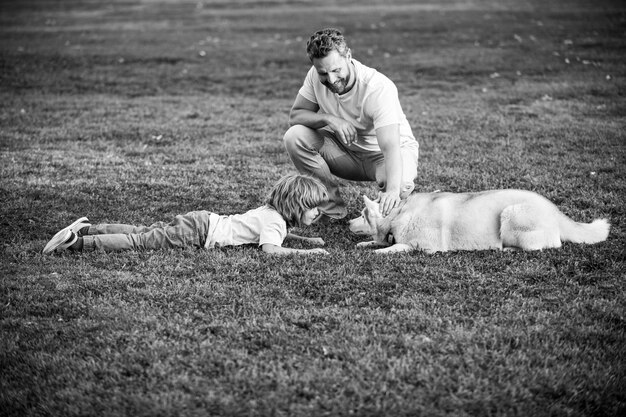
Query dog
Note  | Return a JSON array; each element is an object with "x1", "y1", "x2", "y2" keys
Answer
[{"x1": 349, "y1": 190, "x2": 610, "y2": 254}]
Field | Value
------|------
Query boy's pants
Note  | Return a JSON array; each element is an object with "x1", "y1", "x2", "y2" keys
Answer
[
  {"x1": 284, "y1": 125, "x2": 419, "y2": 218},
  {"x1": 82, "y1": 210, "x2": 211, "y2": 252}
]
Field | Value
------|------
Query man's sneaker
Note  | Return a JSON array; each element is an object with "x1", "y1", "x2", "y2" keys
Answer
[{"x1": 42, "y1": 217, "x2": 90, "y2": 254}]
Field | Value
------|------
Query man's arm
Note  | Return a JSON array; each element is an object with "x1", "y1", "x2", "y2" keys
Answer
[
  {"x1": 288, "y1": 94, "x2": 357, "y2": 146},
  {"x1": 376, "y1": 124, "x2": 403, "y2": 216},
  {"x1": 288, "y1": 93, "x2": 322, "y2": 127}
]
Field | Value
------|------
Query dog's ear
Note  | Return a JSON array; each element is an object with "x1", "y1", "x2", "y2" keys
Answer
[{"x1": 363, "y1": 195, "x2": 380, "y2": 212}]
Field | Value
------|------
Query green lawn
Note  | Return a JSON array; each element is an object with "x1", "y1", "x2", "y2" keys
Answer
[{"x1": 1, "y1": 0, "x2": 625, "y2": 415}]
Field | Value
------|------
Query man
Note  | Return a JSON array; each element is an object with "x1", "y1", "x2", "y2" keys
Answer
[{"x1": 283, "y1": 27, "x2": 419, "y2": 221}]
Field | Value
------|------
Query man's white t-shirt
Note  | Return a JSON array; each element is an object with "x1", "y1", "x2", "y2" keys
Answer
[
  {"x1": 204, "y1": 205, "x2": 287, "y2": 249},
  {"x1": 298, "y1": 58, "x2": 416, "y2": 152}
]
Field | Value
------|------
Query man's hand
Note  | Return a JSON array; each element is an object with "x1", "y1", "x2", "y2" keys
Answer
[
  {"x1": 378, "y1": 190, "x2": 401, "y2": 216},
  {"x1": 326, "y1": 115, "x2": 357, "y2": 146}
]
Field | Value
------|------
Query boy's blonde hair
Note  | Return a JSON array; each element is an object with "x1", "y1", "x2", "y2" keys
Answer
[{"x1": 266, "y1": 174, "x2": 328, "y2": 227}]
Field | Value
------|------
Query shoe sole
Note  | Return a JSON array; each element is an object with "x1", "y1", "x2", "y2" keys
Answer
[
  {"x1": 56, "y1": 231, "x2": 78, "y2": 251},
  {"x1": 42, "y1": 229, "x2": 72, "y2": 254},
  {"x1": 42, "y1": 217, "x2": 89, "y2": 254}
]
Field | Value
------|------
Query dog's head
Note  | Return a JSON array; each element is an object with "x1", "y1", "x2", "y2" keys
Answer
[{"x1": 348, "y1": 195, "x2": 383, "y2": 236}]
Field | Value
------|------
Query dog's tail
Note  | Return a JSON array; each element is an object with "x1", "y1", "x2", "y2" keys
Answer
[{"x1": 558, "y1": 213, "x2": 610, "y2": 244}]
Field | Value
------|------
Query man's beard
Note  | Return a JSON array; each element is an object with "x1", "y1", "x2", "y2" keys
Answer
[{"x1": 323, "y1": 78, "x2": 348, "y2": 94}]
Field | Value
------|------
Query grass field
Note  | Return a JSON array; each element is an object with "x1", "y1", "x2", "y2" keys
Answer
[{"x1": 1, "y1": 0, "x2": 625, "y2": 415}]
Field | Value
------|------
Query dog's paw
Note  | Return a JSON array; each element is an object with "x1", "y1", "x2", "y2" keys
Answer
[
  {"x1": 356, "y1": 241, "x2": 379, "y2": 249},
  {"x1": 374, "y1": 243, "x2": 413, "y2": 254}
]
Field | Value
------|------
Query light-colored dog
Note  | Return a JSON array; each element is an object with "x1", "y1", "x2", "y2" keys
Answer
[{"x1": 349, "y1": 190, "x2": 610, "y2": 254}]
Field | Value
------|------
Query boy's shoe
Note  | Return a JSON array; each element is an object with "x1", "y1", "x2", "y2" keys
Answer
[
  {"x1": 71, "y1": 218, "x2": 91, "y2": 237},
  {"x1": 42, "y1": 230, "x2": 78, "y2": 254},
  {"x1": 42, "y1": 217, "x2": 90, "y2": 254}
]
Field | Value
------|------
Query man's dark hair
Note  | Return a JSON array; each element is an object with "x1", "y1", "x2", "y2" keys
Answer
[{"x1": 306, "y1": 28, "x2": 349, "y2": 61}]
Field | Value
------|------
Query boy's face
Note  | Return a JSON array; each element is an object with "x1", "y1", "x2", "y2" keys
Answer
[
  {"x1": 313, "y1": 49, "x2": 353, "y2": 95},
  {"x1": 301, "y1": 207, "x2": 320, "y2": 226}
]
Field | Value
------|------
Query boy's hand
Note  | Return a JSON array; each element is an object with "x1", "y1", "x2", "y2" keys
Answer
[
  {"x1": 306, "y1": 237, "x2": 325, "y2": 246},
  {"x1": 307, "y1": 248, "x2": 329, "y2": 255}
]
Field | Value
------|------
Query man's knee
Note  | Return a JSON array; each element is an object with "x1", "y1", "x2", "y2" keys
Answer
[
  {"x1": 283, "y1": 124, "x2": 314, "y2": 150},
  {"x1": 400, "y1": 181, "x2": 415, "y2": 199},
  {"x1": 376, "y1": 180, "x2": 415, "y2": 199}
]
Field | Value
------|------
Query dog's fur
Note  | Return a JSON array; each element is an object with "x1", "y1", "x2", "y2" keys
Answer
[{"x1": 349, "y1": 190, "x2": 610, "y2": 254}]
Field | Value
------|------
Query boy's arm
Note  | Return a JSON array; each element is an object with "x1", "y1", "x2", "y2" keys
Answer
[
  {"x1": 286, "y1": 232, "x2": 325, "y2": 246},
  {"x1": 261, "y1": 243, "x2": 328, "y2": 255}
]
